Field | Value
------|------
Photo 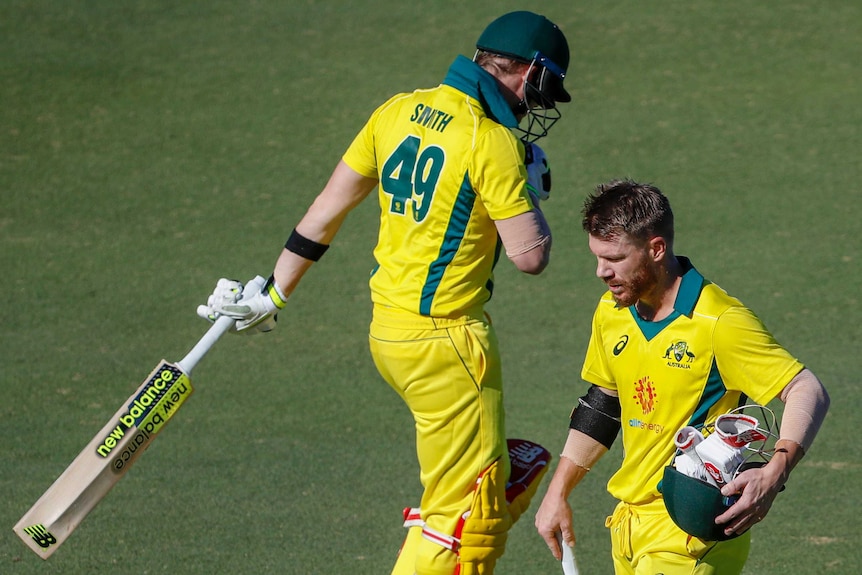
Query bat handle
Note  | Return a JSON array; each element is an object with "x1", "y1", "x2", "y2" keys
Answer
[
  {"x1": 177, "y1": 315, "x2": 235, "y2": 375},
  {"x1": 556, "y1": 532, "x2": 581, "y2": 575}
]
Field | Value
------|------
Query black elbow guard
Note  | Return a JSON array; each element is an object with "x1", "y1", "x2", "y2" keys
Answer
[{"x1": 569, "y1": 385, "x2": 622, "y2": 449}]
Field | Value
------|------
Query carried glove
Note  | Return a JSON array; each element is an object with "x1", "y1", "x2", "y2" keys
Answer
[
  {"x1": 673, "y1": 426, "x2": 712, "y2": 483},
  {"x1": 524, "y1": 142, "x2": 551, "y2": 204},
  {"x1": 197, "y1": 275, "x2": 286, "y2": 334},
  {"x1": 693, "y1": 414, "x2": 768, "y2": 487}
]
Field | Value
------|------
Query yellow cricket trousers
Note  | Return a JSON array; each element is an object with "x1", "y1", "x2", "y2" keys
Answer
[
  {"x1": 606, "y1": 498, "x2": 750, "y2": 574},
  {"x1": 369, "y1": 305, "x2": 509, "y2": 575}
]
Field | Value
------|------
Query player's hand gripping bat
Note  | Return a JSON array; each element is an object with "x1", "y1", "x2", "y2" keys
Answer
[{"x1": 555, "y1": 532, "x2": 581, "y2": 575}]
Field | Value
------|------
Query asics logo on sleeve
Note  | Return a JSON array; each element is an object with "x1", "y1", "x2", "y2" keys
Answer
[{"x1": 613, "y1": 335, "x2": 629, "y2": 356}]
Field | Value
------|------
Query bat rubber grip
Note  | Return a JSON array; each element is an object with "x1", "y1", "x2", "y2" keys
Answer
[
  {"x1": 177, "y1": 315, "x2": 235, "y2": 375},
  {"x1": 556, "y1": 533, "x2": 581, "y2": 575}
]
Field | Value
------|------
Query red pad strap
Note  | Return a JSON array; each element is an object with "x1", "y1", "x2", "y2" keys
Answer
[
  {"x1": 402, "y1": 506, "x2": 463, "y2": 553},
  {"x1": 402, "y1": 507, "x2": 423, "y2": 528}
]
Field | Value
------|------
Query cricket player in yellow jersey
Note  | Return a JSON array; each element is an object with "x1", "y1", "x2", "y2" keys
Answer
[
  {"x1": 198, "y1": 11, "x2": 572, "y2": 575},
  {"x1": 535, "y1": 180, "x2": 830, "y2": 574}
]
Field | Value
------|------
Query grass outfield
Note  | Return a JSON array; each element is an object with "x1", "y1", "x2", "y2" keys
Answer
[{"x1": 2, "y1": 1, "x2": 859, "y2": 573}]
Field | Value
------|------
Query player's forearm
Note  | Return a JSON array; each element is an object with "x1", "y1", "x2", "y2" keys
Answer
[
  {"x1": 548, "y1": 429, "x2": 608, "y2": 498},
  {"x1": 545, "y1": 456, "x2": 590, "y2": 502},
  {"x1": 759, "y1": 438, "x2": 806, "y2": 490},
  {"x1": 758, "y1": 368, "x2": 830, "y2": 488},
  {"x1": 272, "y1": 249, "x2": 317, "y2": 299},
  {"x1": 273, "y1": 160, "x2": 378, "y2": 296}
]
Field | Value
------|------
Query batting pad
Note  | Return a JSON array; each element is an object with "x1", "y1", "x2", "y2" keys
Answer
[
  {"x1": 457, "y1": 458, "x2": 511, "y2": 574},
  {"x1": 396, "y1": 439, "x2": 551, "y2": 575}
]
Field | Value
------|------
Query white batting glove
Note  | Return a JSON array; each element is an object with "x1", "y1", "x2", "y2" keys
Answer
[
  {"x1": 197, "y1": 278, "x2": 242, "y2": 322},
  {"x1": 673, "y1": 426, "x2": 713, "y2": 483},
  {"x1": 197, "y1": 276, "x2": 286, "y2": 334},
  {"x1": 693, "y1": 414, "x2": 766, "y2": 486},
  {"x1": 525, "y1": 142, "x2": 551, "y2": 204}
]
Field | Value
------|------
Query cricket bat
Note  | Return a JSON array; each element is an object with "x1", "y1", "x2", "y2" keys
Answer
[
  {"x1": 13, "y1": 314, "x2": 235, "y2": 559},
  {"x1": 556, "y1": 532, "x2": 581, "y2": 575}
]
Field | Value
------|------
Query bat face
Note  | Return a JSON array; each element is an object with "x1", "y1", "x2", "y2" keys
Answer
[
  {"x1": 98, "y1": 363, "x2": 191, "y2": 471},
  {"x1": 13, "y1": 360, "x2": 195, "y2": 559}
]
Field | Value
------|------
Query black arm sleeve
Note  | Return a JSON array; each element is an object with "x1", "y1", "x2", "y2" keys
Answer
[{"x1": 569, "y1": 385, "x2": 622, "y2": 449}]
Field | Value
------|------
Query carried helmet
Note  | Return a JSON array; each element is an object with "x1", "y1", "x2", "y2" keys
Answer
[
  {"x1": 475, "y1": 11, "x2": 570, "y2": 142},
  {"x1": 662, "y1": 465, "x2": 740, "y2": 541},
  {"x1": 661, "y1": 404, "x2": 782, "y2": 541}
]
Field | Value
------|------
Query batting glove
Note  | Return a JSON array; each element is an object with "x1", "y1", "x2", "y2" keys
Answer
[
  {"x1": 197, "y1": 276, "x2": 286, "y2": 334},
  {"x1": 673, "y1": 426, "x2": 713, "y2": 483},
  {"x1": 693, "y1": 414, "x2": 767, "y2": 487},
  {"x1": 525, "y1": 142, "x2": 551, "y2": 204}
]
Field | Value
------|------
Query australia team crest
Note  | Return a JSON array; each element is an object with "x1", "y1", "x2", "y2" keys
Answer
[{"x1": 664, "y1": 341, "x2": 695, "y2": 369}]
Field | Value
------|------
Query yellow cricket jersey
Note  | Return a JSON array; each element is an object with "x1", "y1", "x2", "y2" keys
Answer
[
  {"x1": 581, "y1": 258, "x2": 804, "y2": 504},
  {"x1": 342, "y1": 56, "x2": 534, "y2": 317}
]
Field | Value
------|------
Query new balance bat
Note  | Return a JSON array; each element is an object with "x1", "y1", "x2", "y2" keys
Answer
[{"x1": 13, "y1": 314, "x2": 235, "y2": 559}]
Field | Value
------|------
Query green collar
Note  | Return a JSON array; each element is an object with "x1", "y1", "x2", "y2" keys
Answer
[
  {"x1": 442, "y1": 55, "x2": 519, "y2": 128},
  {"x1": 630, "y1": 257, "x2": 705, "y2": 340},
  {"x1": 673, "y1": 257, "x2": 703, "y2": 316}
]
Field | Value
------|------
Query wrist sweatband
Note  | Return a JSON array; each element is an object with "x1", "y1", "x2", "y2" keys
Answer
[
  {"x1": 264, "y1": 275, "x2": 288, "y2": 309},
  {"x1": 285, "y1": 228, "x2": 329, "y2": 261},
  {"x1": 569, "y1": 385, "x2": 622, "y2": 450}
]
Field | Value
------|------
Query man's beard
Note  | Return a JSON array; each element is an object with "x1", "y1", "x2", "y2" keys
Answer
[{"x1": 610, "y1": 264, "x2": 658, "y2": 309}]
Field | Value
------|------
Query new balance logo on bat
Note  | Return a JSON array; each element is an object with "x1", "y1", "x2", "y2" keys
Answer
[
  {"x1": 96, "y1": 364, "x2": 185, "y2": 458},
  {"x1": 23, "y1": 524, "x2": 57, "y2": 549}
]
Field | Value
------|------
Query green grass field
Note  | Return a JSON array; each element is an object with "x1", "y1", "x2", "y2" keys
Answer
[{"x1": 2, "y1": 1, "x2": 859, "y2": 573}]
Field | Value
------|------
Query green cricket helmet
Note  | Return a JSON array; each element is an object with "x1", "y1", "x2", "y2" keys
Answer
[
  {"x1": 661, "y1": 404, "x2": 782, "y2": 541},
  {"x1": 661, "y1": 465, "x2": 741, "y2": 541},
  {"x1": 476, "y1": 11, "x2": 571, "y2": 141}
]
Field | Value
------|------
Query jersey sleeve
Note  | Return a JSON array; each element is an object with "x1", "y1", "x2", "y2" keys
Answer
[
  {"x1": 713, "y1": 306, "x2": 804, "y2": 405},
  {"x1": 341, "y1": 96, "x2": 406, "y2": 179},
  {"x1": 580, "y1": 299, "x2": 618, "y2": 392},
  {"x1": 468, "y1": 126, "x2": 534, "y2": 221},
  {"x1": 342, "y1": 119, "x2": 377, "y2": 178}
]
